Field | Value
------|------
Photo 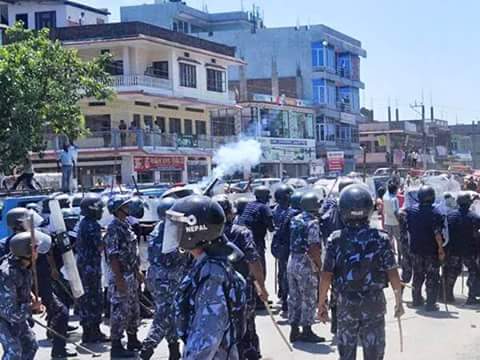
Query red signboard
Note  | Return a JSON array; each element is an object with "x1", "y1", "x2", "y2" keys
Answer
[
  {"x1": 134, "y1": 156, "x2": 185, "y2": 172},
  {"x1": 327, "y1": 151, "x2": 345, "y2": 171}
]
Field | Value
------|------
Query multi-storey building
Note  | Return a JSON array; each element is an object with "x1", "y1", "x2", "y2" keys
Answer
[
  {"x1": 121, "y1": 1, "x2": 366, "y2": 174},
  {"x1": 449, "y1": 123, "x2": 480, "y2": 169},
  {"x1": 29, "y1": 21, "x2": 243, "y2": 187}
]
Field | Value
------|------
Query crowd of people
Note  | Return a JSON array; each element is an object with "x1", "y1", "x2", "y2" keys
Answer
[{"x1": 1, "y1": 173, "x2": 480, "y2": 360}]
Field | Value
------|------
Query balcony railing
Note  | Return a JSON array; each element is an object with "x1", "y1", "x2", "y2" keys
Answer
[{"x1": 112, "y1": 75, "x2": 172, "y2": 91}]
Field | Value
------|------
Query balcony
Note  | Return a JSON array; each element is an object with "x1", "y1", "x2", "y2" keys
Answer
[{"x1": 112, "y1": 75, "x2": 173, "y2": 92}]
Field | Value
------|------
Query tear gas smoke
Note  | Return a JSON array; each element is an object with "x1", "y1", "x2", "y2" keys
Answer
[{"x1": 213, "y1": 139, "x2": 263, "y2": 178}]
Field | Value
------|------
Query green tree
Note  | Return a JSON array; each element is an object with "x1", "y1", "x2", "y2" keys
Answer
[{"x1": 0, "y1": 23, "x2": 113, "y2": 173}]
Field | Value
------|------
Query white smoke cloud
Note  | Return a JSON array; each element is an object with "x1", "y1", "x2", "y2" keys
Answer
[{"x1": 212, "y1": 139, "x2": 262, "y2": 178}]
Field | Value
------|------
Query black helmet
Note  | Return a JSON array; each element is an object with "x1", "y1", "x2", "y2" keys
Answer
[
  {"x1": 234, "y1": 197, "x2": 250, "y2": 216},
  {"x1": 274, "y1": 184, "x2": 294, "y2": 204},
  {"x1": 72, "y1": 194, "x2": 84, "y2": 208},
  {"x1": 213, "y1": 194, "x2": 233, "y2": 216},
  {"x1": 9, "y1": 231, "x2": 34, "y2": 258},
  {"x1": 290, "y1": 191, "x2": 303, "y2": 210},
  {"x1": 161, "y1": 187, "x2": 195, "y2": 199},
  {"x1": 339, "y1": 184, "x2": 373, "y2": 227},
  {"x1": 457, "y1": 191, "x2": 472, "y2": 209},
  {"x1": 254, "y1": 186, "x2": 271, "y2": 203},
  {"x1": 300, "y1": 192, "x2": 321, "y2": 212},
  {"x1": 80, "y1": 194, "x2": 104, "y2": 220},
  {"x1": 418, "y1": 185, "x2": 435, "y2": 206},
  {"x1": 162, "y1": 195, "x2": 225, "y2": 253},
  {"x1": 6, "y1": 207, "x2": 30, "y2": 231},
  {"x1": 55, "y1": 194, "x2": 71, "y2": 209},
  {"x1": 338, "y1": 179, "x2": 355, "y2": 193},
  {"x1": 127, "y1": 197, "x2": 146, "y2": 219},
  {"x1": 107, "y1": 194, "x2": 131, "y2": 215},
  {"x1": 157, "y1": 197, "x2": 176, "y2": 219}
]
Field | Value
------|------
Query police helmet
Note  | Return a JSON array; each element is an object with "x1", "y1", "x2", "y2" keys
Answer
[
  {"x1": 418, "y1": 185, "x2": 435, "y2": 206},
  {"x1": 274, "y1": 184, "x2": 294, "y2": 204},
  {"x1": 9, "y1": 231, "x2": 34, "y2": 258},
  {"x1": 161, "y1": 187, "x2": 195, "y2": 199},
  {"x1": 25, "y1": 203, "x2": 41, "y2": 214},
  {"x1": 162, "y1": 195, "x2": 225, "y2": 253},
  {"x1": 290, "y1": 191, "x2": 303, "y2": 210},
  {"x1": 80, "y1": 194, "x2": 104, "y2": 220},
  {"x1": 339, "y1": 184, "x2": 374, "y2": 227},
  {"x1": 107, "y1": 194, "x2": 131, "y2": 215},
  {"x1": 254, "y1": 186, "x2": 271, "y2": 203},
  {"x1": 457, "y1": 191, "x2": 473, "y2": 209},
  {"x1": 127, "y1": 197, "x2": 146, "y2": 219},
  {"x1": 338, "y1": 179, "x2": 355, "y2": 193},
  {"x1": 213, "y1": 194, "x2": 233, "y2": 216},
  {"x1": 300, "y1": 192, "x2": 321, "y2": 212},
  {"x1": 234, "y1": 197, "x2": 250, "y2": 216},
  {"x1": 62, "y1": 208, "x2": 80, "y2": 231},
  {"x1": 72, "y1": 194, "x2": 84, "y2": 208},
  {"x1": 157, "y1": 197, "x2": 176, "y2": 219},
  {"x1": 6, "y1": 207, "x2": 30, "y2": 231},
  {"x1": 55, "y1": 193, "x2": 71, "y2": 209}
]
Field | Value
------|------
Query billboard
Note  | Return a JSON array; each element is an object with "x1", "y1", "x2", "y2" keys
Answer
[{"x1": 327, "y1": 151, "x2": 345, "y2": 171}]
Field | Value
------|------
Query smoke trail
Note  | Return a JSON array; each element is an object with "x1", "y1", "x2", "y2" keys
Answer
[{"x1": 212, "y1": 139, "x2": 262, "y2": 178}]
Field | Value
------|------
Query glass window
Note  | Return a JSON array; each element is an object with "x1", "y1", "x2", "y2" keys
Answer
[
  {"x1": 312, "y1": 79, "x2": 326, "y2": 104},
  {"x1": 106, "y1": 60, "x2": 123, "y2": 76},
  {"x1": 338, "y1": 87, "x2": 360, "y2": 113},
  {"x1": 35, "y1": 11, "x2": 56, "y2": 29},
  {"x1": 195, "y1": 120, "x2": 207, "y2": 135},
  {"x1": 15, "y1": 14, "x2": 28, "y2": 28},
  {"x1": 179, "y1": 63, "x2": 196, "y2": 88},
  {"x1": 148, "y1": 61, "x2": 169, "y2": 79},
  {"x1": 207, "y1": 69, "x2": 226, "y2": 92},
  {"x1": 337, "y1": 53, "x2": 352, "y2": 78},
  {"x1": 311, "y1": 42, "x2": 324, "y2": 67},
  {"x1": 241, "y1": 107, "x2": 259, "y2": 136},
  {"x1": 259, "y1": 109, "x2": 289, "y2": 138},
  {"x1": 169, "y1": 118, "x2": 181, "y2": 134},
  {"x1": 184, "y1": 119, "x2": 193, "y2": 135},
  {"x1": 317, "y1": 116, "x2": 336, "y2": 142},
  {"x1": 211, "y1": 110, "x2": 236, "y2": 136},
  {"x1": 325, "y1": 46, "x2": 335, "y2": 70},
  {"x1": 155, "y1": 116, "x2": 165, "y2": 133},
  {"x1": 291, "y1": 111, "x2": 314, "y2": 139}
]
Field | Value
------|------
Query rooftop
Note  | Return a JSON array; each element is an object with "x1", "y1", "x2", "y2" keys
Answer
[
  {"x1": 2, "y1": 0, "x2": 110, "y2": 15},
  {"x1": 49, "y1": 21, "x2": 237, "y2": 57}
]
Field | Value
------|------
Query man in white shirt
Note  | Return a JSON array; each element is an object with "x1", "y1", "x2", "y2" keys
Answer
[
  {"x1": 383, "y1": 181, "x2": 402, "y2": 261},
  {"x1": 57, "y1": 143, "x2": 75, "y2": 193}
]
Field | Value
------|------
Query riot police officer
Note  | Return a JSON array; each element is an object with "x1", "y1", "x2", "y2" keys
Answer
[
  {"x1": 319, "y1": 184, "x2": 404, "y2": 360},
  {"x1": 104, "y1": 195, "x2": 144, "y2": 358},
  {"x1": 288, "y1": 192, "x2": 324, "y2": 343},
  {"x1": 163, "y1": 195, "x2": 247, "y2": 359},
  {"x1": 445, "y1": 191, "x2": 480, "y2": 304},
  {"x1": 1, "y1": 207, "x2": 30, "y2": 256},
  {"x1": 77, "y1": 194, "x2": 109, "y2": 343},
  {"x1": 140, "y1": 197, "x2": 188, "y2": 360},
  {"x1": 215, "y1": 194, "x2": 268, "y2": 360},
  {"x1": 403, "y1": 185, "x2": 445, "y2": 310},
  {"x1": 234, "y1": 197, "x2": 250, "y2": 223}
]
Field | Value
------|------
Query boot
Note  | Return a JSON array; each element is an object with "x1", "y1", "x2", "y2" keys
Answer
[
  {"x1": 424, "y1": 302, "x2": 439, "y2": 312},
  {"x1": 466, "y1": 295, "x2": 480, "y2": 305},
  {"x1": 111, "y1": 340, "x2": 136, "y2": 358},
  {"x1": 289, "y1": 325, "x2": 301, "y2": 343},
  {"x1": 127, "y1": 333, "x2": 142, "y2": 352},
  {"x1": 81, "y1": 326, "x2": 92, "y2": 344},
  {"x1": 168, "y1": 341, "x2": 181, "y2": 360},
  {"x1": 51, "y1": 349, "x2": 78, "y2": 359},
  {"x1": 139, "y1": 346, "x2": 154, "y2": 360},
  {"x1": 300, "y1": 326, "x2": 326, "y2": 343},
  {"x1": 90, "y1": 324, "x2": 110, "y2": 343},
  {"x1": 411, "y1": 296, "x2": 425, "y2": 307}
]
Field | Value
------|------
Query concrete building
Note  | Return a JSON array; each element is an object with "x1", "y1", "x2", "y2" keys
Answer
[
  {"x1": 449, "y1": 123, "x2": 480, "y2": 169},
  {"x1": 33, "y1": 21, "x2": 242, "y2": 186},
  {"x1": 0, "y1": 0, "x2": 109, "y2": 29},
  {"x1": 121, "y1": 1, "x2": 366, "y2": 174}
]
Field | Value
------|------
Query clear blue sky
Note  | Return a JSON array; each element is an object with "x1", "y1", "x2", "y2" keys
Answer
[{"x1": 82, "y1": 0, "x2": 479, "y2": 124}]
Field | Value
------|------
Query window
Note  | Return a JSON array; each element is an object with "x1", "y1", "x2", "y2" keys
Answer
[
  {"x1": 290, "y1": 111, "x2": 315, "y2": 139},
  {"x1": 106, "y1": 60, "x2": 124, "y2": 76},
  {"x1": 311, "y1": 42, "x2": 335, "y2": 70},
  {"x1": 211, "y1": 109, "x2": 236, "y2": 136},
  {"x1": 169, "y1": 118, "x2": 181, "y2": 134},
  {"x1": 317, "y1": 116, "x2": 336, "y2": 142},
  {"x1": 206, "y1": 69, "x2": 226, "y2": 92},
  {"x1": 15, "y1": 14, "x2": 28, "y2": 28},
  {"x1": 148, "y1": 61, "x2": 169, "y2": 79},
  {"x1": 259, "y1": 109, "x2": 289, "y2": 138},
  {"x1": 144, "y1": 115, "x2": 153, "y2": 130},
  {"x1": 337, "y1": 53, "x2": 352, "y2": 78},
  {"x1": 312, "y1": 79, "x2": 326, "y2": 104},
  {"x1": 155, "y1": 117, "x2": 166, "y2": 133},
  {"x1": 179, "y1": 63, "x2": 196, "y2": 88},
  {"x1": 184, "y1": 119, "x2": 193, "y2": 135},
  {"x1": 195, "y1": 120, "x2": 207, "y2": 136},
  {"x1": 132, "y1": 114, "x2": 141, "y2": 129},
  {"x1": 338, "y1": 87, "x2": 360, "y2": 113},
  {"x1": 35, "y1": 11, "x2": 56, "y2": 30},
  {"x1": 173, "y1": 20, "x2": 189, "y2": 33}
]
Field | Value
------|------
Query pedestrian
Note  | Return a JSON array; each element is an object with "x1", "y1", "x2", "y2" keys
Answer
[
  {"x1": 10, "y1": 154, "x2": 36, "y2": 191},
  {"x1": 318, "y1": 184, "x2": 404, "y2": 360},
  {"x1": 215, "y1": 195, "x2": 269, "y2": 360},
  {"x1": 376, "y1": 187, "x2": 386, "y2": 229},
  {"x1": 238, "y1": 186, "x2": 274, "y2": 309},
  {"x1": 271, "y1": 184, "x2": 294, "y2": 312},
  {"x1": 104, "y1": 195, "x2": 144, "y2": 358},
  {"x1": 444, "y1": 192, "x2": 480, "y2": 305},
  {"x1": 57, "y1": 143, "x2": 75, "y2": 193},
  {"x1": 383, "y1": 182, "x2": 401, "y2": 261},
  {"x1": 76, "y1": 194, "x2": 110, "y2": 343},
  {"x1": 140, "y1": 197, "x2": 188, "y2": 360},
  {"x1": 402, "y1": 185, "x2": 445, "y2": 310},
  {"x1": 0, "y1": 232, "x2": 40, "y2": 360},
  {"x1": 288, "y1": 192, "x2": 325, "y2": 343},
  {"x1": 163, "y1": 195, "x2": 247, "y2": 359}
]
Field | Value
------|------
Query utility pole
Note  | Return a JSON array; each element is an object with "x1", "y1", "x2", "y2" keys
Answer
[{"x1": 410, "y1": 101, "x2": 427, "y2": 170}]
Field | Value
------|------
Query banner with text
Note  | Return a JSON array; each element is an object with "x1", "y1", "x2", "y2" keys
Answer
[{"x1": 327, "y1": 151, "x2": 345, "y2": 171}]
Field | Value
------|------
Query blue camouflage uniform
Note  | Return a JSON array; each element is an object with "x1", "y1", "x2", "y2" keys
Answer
[
  {"x1": 175, "y1": 253, "x2": 246, "y2": 360},
  {"x1": 104, "y1": 218, "x2": 140, "y2": 341},
  {"x1": 142, "y1": 220, "x2": 189, "y2": 351},
  {"x1": 323, "y1": 225, "x2": 397, "y2": 360},
  {"x1": 405, "y1": 204, "x2": 444, "y2": 305},
  {"x1": 77, "y1": 217, "x2": 104, "y2": 329},
  {"x1": 0, "y1": 256, "x2": 38, "y2": 360},
  {"x1": 287, "y1": 212, "x2": 321, "y2": 327},
  {"x1": 224, "y1": 222, "x2": 261, "y2": 359},
  {"x1": 271, "y1": 205, "x2": 298, "y2": 306},
  {"x1": 445, "y1": 208, "x2": 480, "y2": 299}
]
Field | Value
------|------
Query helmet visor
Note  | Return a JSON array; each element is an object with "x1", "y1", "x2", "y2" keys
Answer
[{"x1": 162, "y1": 209, "x2": 192, "y2": 254}]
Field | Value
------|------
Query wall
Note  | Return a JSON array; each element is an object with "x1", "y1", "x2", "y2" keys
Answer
[{"x1": 65, "y1": 5, "x2": 108, "y2": 26}]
